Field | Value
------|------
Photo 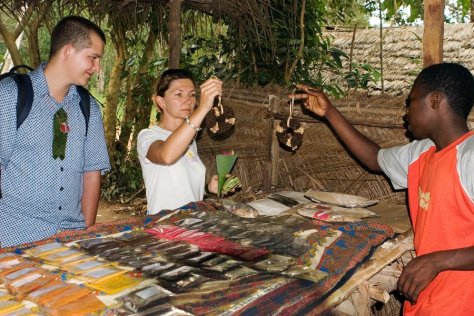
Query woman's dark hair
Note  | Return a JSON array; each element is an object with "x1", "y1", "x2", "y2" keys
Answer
[
  {"x1": 155, "y1": 69, "x2": 195, "y2": 97},
  {"x1": 49, "y1": 16, "x2": 106, "y2": 58},
  {"x1": 414, "y1": 62, "x2": 474, "y2": 119}
]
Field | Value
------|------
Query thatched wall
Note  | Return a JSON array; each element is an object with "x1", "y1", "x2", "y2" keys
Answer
[
  {"x1": 198, "y1": 87, "x2": 411, "y2": 204},
  {"x1": 323, "y1": 23, "x2": 474, "y2": 96},
  {"x1": 197, "y1": 24, "x2": 474, "y2": 204}
]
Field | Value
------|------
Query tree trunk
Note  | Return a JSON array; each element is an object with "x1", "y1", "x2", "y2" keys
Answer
[
  {"x1": 471, "y1": 0, "x2": 474, "y2": 22},
  {"x1": 118, "y1": 26, "x2": 158, "y2": 150},
  {"x1": 0, "y1": 22, "x2": 25, "y2": 71},
  {"x1": 284, "y1": 0, "x2": 306, "y2": 83},
  {"x1": 0, "y1": 5, "x2": 35, "y2": 71},
  {"x1": 104, "y1": 26, "x2": 127, "y2": 161},
  {"x1": 25, "y1": 5, "x2": 48, "y2": 67},
  {"x1": 169, "y1": 0, "x2": 182, "y2": 68},
  {"x1": 423, "y1": 0, "x2": 444, "y2": 67}
]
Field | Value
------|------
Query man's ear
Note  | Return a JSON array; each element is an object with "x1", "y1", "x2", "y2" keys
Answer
[
  {"x1": 61, "y1": 44, "x2": 75, "y2": 60},
  {"x1": 430, "y1": 91, "x2": 443, "y2": 109}
]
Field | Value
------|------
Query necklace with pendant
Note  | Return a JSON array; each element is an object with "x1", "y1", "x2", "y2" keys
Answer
[{"x1": 52, "y1": 107, "x2": 69, "y2": 160}]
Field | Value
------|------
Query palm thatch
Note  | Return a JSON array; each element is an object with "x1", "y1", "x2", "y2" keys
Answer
[
  {"x1": 197, "y1": 85, "x2": 411, "y2": 205},
  {"x1": 323, "y1": 23, "x2": 474, "y2": 96}
]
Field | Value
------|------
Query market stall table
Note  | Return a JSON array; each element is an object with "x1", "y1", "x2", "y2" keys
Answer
[{"x1": 0, "y1": 195, "x2": 413, "y2": 315}]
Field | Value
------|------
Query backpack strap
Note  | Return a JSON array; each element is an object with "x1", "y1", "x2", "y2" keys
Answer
[
  {"x1": 1, "y1": 72, "x2": 33, "y2": 199},
  {"x1": 13, "y1": 73, "x2": 34, "y2": 129},
  {"x1": 76, "y1": 86, "x2": 91, "y2": 136}
]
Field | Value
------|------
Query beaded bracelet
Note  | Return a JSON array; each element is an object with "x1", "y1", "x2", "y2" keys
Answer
[{"x1": 185, "y1": 116, "x2": 202, "y2": 132}]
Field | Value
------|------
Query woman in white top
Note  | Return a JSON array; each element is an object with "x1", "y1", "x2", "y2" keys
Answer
[{"x1": 137, "y1": 69, "x2": 222, "y2": 214}]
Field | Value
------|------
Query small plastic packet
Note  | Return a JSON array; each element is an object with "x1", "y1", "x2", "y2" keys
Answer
[
  {"x1": 200, "y1": 255, "x2": 229, "y2": 267},
  {"x1": 138, "y1": 303, "x2": 193, "y2": 316},
  {"x1": 46, "y1": 292, "x2": 106, "y2": 316},
  {"x1": 63, "y1": 259, "x2": 109, "y2": 274},
  {"x1": 0, "y1": 257, "x2": 25, "y2": 271},
  {"x1": 0, "y1": 300, "x2": 24, "y2": 314},
  {"x1": 174, "y1": 273, "x2": 210, "y2": 291},
  {"x1": 0, "y1": 253, "x2": 20, "y2": 262},
  {"x1": 169, "y1": 247, "x2": 201, "y2": 261},
  {"x1": 159, "y1": 266, "x2": 195, "y2": 281},
  {"x1": 26, "y1": 280, "x2": 71, "y2": 304},
  {"x1": 77, "y1": 266, "x2": 128, "y2": 284},
  {"x1": 282, "y1": 265, "x2": 329, "y2": 283},
  {"x1": 56, "y1": 254, "x2": 95, "y2": 268},
  {"x1": 86, "y1": 273, "x2": 142, "y2": 295},
  {"x1": 0, "y1": 261, "x2": 36, "y2": 278},
  {"x1": 41, "y1": 285, "x2": 91, "y2": 310},
  {"x1": 254, "y1": 254, "x2": 295, "y2": 272},
  {"x1": 205, "y1": 259, "x2": 241, "y2": 273},
  {"x1": 2, "y1": 266, "x2": 45, "y2": 284},
  {"x1": 2, "y1": 306, "x2": 39, "y2": 316},
  {"x1": 41, "y1": 248, "x2": 84, "y2": 264},
  {"x1": 141, "y1": 262, "x2": 176, "y2": 276},
  {"x1": 24, "y1": 242, "x2": 68, "y2": 257},
  {"x1": 225, "y1": 266, "x2": 259, "y2": 280},
  {"x1": 237, "y1": 248, "x2": 270, "y2": 262},
  {"x1": 117, "y1": 284, "x2": 172, "y2": 312},
  {"x1": 8, "y1": 273, "x2": 59, "y2": 299},
  {"x1": 75, "y1": 237, "x2": 117, "y2": 251},
  {"x1": 184, "y1": 252, "x2": 216, "y2": 265},
  {"x1": 0, "y1": 289, "x2": 14, "y2": 301}
]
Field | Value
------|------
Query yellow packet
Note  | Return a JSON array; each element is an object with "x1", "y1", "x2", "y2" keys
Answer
[
  {"x1": 41, "y1": 285, "x2": 91, "y2": 310},
  {"x1": 41, "y1": 249, "x2": 84, "y2": 264},
  {"x1": 0, "y1": 253, "x2": 20, "y2": 262},
  {"x1": 64, "y1": 259, "x2": 110, "y2": 275},
  {"x1": 0, "y1": 262, "x2": 36, "y2": 278},
  {"x1": 25, "y1": 242, "x2": 68, "y2": 258},
  {"x1": 0, "y1": 300, "x2": 24, "y2": 314},
  {"x1": 8, "y1": 273, "x2": 59, "y2": 299},
  {"x1": 58, "y1": 254, "x2": 95, "y2": 268},
  {"x1": 0, "y1": 289, "x2": 14, "y2": 301},
  {"x1": 0, "y1": 257, "x2": 24, "y2": 271},
  {"x1": 26, "y1": 280, "x2": 72, "y2": 305},
  {"x1": 47, "y1": 293, "x2": 106, "y2": 316},
  {"x1": 77, "y1": 266, "x2": 128, "y2": 284},
  {"x1": 2, "y1": 266, "x2": 46, "y2": 284},
  {"x1": 86, "y1": 273, "x2": 142, "y2": 295},
  {"x1": 2, "y1": 307, "x2": 41, "y2": 316}
]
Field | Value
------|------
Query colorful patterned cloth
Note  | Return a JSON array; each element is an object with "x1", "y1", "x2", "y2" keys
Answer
[{"x1": 0, "y1": 201, "x2": 394, "y2": 315}]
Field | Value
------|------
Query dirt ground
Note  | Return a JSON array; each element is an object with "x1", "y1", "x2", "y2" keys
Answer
[{"x1": 95, "y1": 199, "x2": 136, "y2": 223}]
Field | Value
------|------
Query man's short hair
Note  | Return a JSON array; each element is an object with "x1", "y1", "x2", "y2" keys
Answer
[
  {"x1": 414, "y1": 62, "x2": 474, "y2": 119},
  {"x1": 49, "y1": 16, "x2": 106, "y2": 59}
]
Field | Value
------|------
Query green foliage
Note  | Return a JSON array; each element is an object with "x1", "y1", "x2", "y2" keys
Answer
[
  {"x1": 344, "y1": 62, "x2": 381, "y2": 90},
  {"x1": 180, "y1": 0, "x2": 366, "y2": 96},
  {"x1": 364, "y1": 0, "x2": 472, "y2": 25},
  {"x1": 101, "y1": 145, "x2": 144, "y2": 202}
]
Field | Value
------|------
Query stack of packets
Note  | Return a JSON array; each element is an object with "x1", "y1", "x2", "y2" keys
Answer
[
  {"x1": 0, "y1": 206, "x2": 334, "y2": 315},
  {"x1": 0, "y1": 240, "x2": 144, "y2": 315},
  {"x1": 74, "y1": 208, "x2": 330, "y2": 296}
]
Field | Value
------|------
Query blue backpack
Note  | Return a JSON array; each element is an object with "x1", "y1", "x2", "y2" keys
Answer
[{"x1": 0, "y1": 64, "x2": 92, "y2": 198}]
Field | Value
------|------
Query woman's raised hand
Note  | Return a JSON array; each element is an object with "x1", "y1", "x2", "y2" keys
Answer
[{"x1": 199, "y1": 76, "x2": 223, "y2": 112}]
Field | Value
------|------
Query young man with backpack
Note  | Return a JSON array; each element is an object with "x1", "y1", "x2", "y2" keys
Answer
[{"x1": 0, "y1": 16, "x2": 110, "y2": 248}]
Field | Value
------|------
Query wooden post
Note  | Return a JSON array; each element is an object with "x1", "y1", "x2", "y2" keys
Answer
[
  {"x1": 423, "y1": 0, "x2": 444, "y2": 67},
  {"x1": 267, "y1": 95, "x2": 281, "y2": 189},
  {"x1": 169, "y1": 0, "x2": 182, "y2": 68}
]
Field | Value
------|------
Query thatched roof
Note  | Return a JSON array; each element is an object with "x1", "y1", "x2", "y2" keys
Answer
[{"x1": 323, "y1": 23, "x2": 474, "y2": 96}]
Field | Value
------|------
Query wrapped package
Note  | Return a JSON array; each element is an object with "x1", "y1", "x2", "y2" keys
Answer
[
  {"x1": 117, "y1": 284, "x2": 172, "y2": 312},
  {"x1": 46, "y1": 293, "x2": 106, "y2": 316}
]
